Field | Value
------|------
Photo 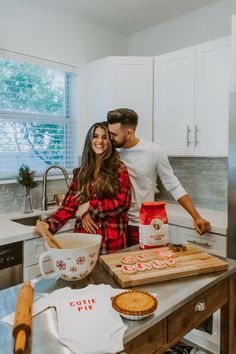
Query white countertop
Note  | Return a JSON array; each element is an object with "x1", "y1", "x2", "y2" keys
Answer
[
  {"x1": 0, "y1": 203, "x2": 227, "y2": 246},
  {"x1": 166, "y1": 203, "x2": 227, "y2": 235},
  {"x1": 0, "y1": 208, "x2": 75, "y2": 246}
]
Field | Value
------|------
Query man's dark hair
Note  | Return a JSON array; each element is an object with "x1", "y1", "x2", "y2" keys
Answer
[{"x1": 107, "y1": 108, "x2": 138, "y2": 128}]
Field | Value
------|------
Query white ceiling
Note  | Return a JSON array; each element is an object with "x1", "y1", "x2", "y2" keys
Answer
[{"x1": 47, "y1": 0, "x2": 221, "y2": 34}]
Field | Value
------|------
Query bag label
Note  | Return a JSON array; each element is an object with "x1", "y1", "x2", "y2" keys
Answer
[{"x1": 139, "y1": 202, "x2": 169, "y2": 249}]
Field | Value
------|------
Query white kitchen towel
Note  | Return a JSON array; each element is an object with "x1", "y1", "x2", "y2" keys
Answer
[{"x1": 26, "y1": 284, "x2": 127, "y2": 354}]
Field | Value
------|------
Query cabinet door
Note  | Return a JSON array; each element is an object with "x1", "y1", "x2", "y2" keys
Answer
[
  {"x1": 195, "y1": 37, "x2": 230, "y2": 156},
  {"x1": 154, "y1": 48, "x2": 195, "y2": 155},
  {"x1": 169, "y1": 225, "x2": 178, "y2": 243},
  {"x1": 110, "y1": 57, "x2": 153, "y2": 141},
  {"x1": 87, "y1": 57, "x2": 153, "y2": 141}
]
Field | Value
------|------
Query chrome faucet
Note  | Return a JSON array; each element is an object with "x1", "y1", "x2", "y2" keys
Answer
[{"x1": 41, "y1": 164, "x2": 71, "y2": 211}]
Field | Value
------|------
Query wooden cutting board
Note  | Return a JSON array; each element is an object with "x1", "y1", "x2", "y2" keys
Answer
[{"x1": 99, "y1": 245, "x2": 228, "y2": 288}]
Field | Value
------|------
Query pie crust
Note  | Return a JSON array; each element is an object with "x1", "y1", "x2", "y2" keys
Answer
[{"x1": 112, "y1": 290, "x2": 157, "y2": 316}]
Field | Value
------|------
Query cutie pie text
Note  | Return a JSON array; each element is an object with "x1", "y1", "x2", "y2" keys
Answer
[{"x1": 69, "y1": 298, "x2": 96, "y2": 312}]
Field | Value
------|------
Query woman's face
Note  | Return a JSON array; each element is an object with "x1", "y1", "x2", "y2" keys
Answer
[{"x1": 91, "y1": 126, "x2": 109, "y2": 155}]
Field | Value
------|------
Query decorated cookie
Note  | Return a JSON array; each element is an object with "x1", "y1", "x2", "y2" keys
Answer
[
  {"x1": 144, "y1": 263, "x2": 153, "y2": 271},
  {"x1": 163, "y1": 258, "x2": 176, "y2": 267},
  {"x1": 122, "y1": 265, "x2": 137, "y2": 274},
  {"x1": 155, "y1": 250, "x2": 176, "y2": 260},
  {"x1": 136, "y1": 263, "x2": 147, "y2": 272},
  {"x1": 137, "y1": 254, "x2": 153, "y2": 262},
  {"x1": 151, "y1": 260, "x2": 166, "y2": 269},
  {"x1": 120, "y1": 255, "x2": 136, "y2": 265},
  {"x1": 136, "y1": 262, "x2": 153, "y2": 272}
]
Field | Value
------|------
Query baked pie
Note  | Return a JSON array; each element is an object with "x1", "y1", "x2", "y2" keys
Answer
[{"x1": 112, "y1": 290, "x2": 157, "y2": 316}]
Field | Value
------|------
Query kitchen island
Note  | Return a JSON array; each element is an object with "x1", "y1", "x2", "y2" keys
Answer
[{"x1": 0, "y1": 252, "x2": 236, "y2": 354}]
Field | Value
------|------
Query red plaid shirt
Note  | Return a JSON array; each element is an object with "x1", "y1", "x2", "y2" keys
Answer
[{"x1": 45, "y1": 166, "x2": 131, "y2": 254}]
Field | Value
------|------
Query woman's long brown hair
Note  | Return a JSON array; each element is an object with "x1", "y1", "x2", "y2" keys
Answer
[{"x1": 76, "y1": 122, "x2": 123, "y2": 204}]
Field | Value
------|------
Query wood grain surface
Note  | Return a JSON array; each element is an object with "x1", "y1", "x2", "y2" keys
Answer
[{"x1": 99, "y1": 245, "x2": 228, "y2": 288}]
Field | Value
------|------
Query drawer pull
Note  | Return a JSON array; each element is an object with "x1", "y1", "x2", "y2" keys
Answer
[
  {"x1": 187, "y1": 239, "x2": 211, "y2": 248},
  {"x1": 195, "y1": 301, "x2": 206, "y2": 312},
  {"x1": 194, "y1": 124, "x2": 199, "y2": 146},
  {"x1": 187, "y1": 125, "x2": 191, "y2": 147}
]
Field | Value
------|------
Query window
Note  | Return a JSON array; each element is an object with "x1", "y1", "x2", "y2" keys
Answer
[{"x1": 0, "y1": 52, "x2": 77, "y2": 179}]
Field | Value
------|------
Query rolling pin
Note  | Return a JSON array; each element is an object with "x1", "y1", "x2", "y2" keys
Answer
[{"x1": 12, "y1": 282, "x2": 34, "y2": 354}]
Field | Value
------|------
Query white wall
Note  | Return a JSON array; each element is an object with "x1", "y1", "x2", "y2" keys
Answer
[
  {"x1": 128, "y1": 0, "x2": 235, "y2": 56},
  {"x1": 0, "y1": 0, "x2": 128, "y2": 155}
]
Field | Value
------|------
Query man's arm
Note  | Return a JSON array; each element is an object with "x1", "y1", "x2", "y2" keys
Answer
[{"x1": 177, "y1": 194, "x2": 211, "y2": 235}]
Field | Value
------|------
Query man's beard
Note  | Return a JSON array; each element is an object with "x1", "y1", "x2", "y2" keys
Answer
[{"x1": 112, "y1": 138, "x2": 126, "y2": 148}]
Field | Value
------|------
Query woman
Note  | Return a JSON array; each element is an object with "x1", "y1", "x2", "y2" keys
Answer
[{"x1": 35, "y1": 122, "x2": 131, "y2": 254}]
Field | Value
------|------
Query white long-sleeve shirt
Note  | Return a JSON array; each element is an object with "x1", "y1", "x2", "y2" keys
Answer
[
  {"x1": 119, "y1": 139, "x2": 186, "y2": 226},
  {"x1": 34, "y1": 284, "x2": 127, "y2": 354}
]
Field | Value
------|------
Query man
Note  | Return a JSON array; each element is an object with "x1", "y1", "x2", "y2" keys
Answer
[{"x1": 107, "y1": 108, "x2": 211, "y2": 246}]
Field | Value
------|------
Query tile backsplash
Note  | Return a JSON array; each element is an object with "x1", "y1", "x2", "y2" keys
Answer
[
  {"x1": 0, "y1": 157, "x2": 228, "y2": 214},
  {"x1": 0, "y1": 179, "x2": 69, "y2": 214},
  {"x1": 157, "y1": 157, "x2": 228, "y2": 211}
]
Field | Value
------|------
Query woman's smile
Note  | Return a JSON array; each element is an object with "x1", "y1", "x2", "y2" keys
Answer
[{"x1": 91, "y1": 127, "x2": 108, "y2": 155}]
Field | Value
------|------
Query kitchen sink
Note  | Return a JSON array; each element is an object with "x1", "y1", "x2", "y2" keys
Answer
[
  {"x1": 11, "y1": 214, "x2": 76, "y2": 226},
  {"x1": 11, "y1": 214, "x2": 49, "y2": 226}
]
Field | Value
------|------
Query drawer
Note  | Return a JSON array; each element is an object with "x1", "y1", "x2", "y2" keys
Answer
[
  {"x1": 23, "y1": 260, "x2": 53, "y2": 281},
  {"x1": 177, "y1": 227, "x2": 226, "y2": 257},
  {"x1": 124, "y1": 319, "x2": 166, "y2": 354},
  {"x1": 168, "y1": 279, "x2": 228, "y2": 343}
]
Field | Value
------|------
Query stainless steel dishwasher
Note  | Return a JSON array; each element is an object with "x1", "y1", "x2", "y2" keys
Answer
[{"x1": 0, "y1": 241, "x2": 23, "y2": 290}]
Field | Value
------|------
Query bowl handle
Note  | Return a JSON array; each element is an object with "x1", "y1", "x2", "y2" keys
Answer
[{"x1": 39, "y1": 252, "x2": 57, "y2": 279}]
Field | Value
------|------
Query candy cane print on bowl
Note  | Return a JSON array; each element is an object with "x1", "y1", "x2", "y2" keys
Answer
[{"x1": 39, "y1": 233, "x2": 102, "y2": 281}]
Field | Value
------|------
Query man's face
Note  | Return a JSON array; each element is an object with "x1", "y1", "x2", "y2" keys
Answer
[{"x1": 108, "y1": 123, "x2": 128, "y2": 148}]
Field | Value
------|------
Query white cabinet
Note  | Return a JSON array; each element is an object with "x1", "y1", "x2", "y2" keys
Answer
[
  {"x1": 23, "y1": 237, "x2": 53, "y2": 281},
  {"x1": 154, "y1": 37, "x2": 230, "y2": 156},
  {"x1": 154, "y1": 47, "x2": 195, "y2": 155},
  {"x1": 169, "y1": 224, "x2": 178, "y2": 243},
  {"x1": 87, "y1": 56, "x2": 153, "y2": 141}
]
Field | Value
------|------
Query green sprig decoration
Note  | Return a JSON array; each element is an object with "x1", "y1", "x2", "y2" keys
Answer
[{"x1": 16, "y1": 164, "x2": 38, "y2": 190}]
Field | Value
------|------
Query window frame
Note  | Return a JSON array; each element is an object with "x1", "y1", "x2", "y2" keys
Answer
[{"x1": 0, "y1": 49, "x2": 78, "y2": 181}]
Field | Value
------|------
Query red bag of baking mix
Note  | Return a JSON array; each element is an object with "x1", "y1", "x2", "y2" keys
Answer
[{"x1": 139, "y1": 202, "x2": 169, "y2": 249}]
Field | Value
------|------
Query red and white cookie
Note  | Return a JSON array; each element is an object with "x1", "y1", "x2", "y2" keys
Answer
[
  {"x1": 144, "y1": 263, "x2": 153, "y2": 271},
  {"x1": 121, "y1": 265, "x2": 137, "y2": 274},
  {"x1": 155, "y1": 250, "x2": 176, "y2": 260},
  {"x1": 163, "y1": 258, "x2": 176, "y2": 267},
  {"x1": 136, "y1": 262, "x2": 153, "y2": 272},
  {"x1": 151, "y1": 260, "x2": 166, "y2": 269},
  {"x1": 120, "y1": 255, "x2": 136, "y2": 265},
  {"x1": 136, "y1": 263, "x2": 147, "y2": 272},
  {"x1": 137, "y1": 254, "x2": 153, "y2": 262}
]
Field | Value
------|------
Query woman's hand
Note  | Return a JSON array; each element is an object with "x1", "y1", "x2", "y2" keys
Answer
[
  {"x1": 76, "y1": 201, "x2": 90, "y2": 218},
  {"x1": 81, "y1": 212, "x2": 99, "y2": 233},
  {"x1": 34, "y1": 220, "x2": 50, "y2": 236}
]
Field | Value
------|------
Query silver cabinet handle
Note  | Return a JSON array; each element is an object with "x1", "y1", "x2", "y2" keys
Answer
[
  {"x1": 194, "y1": 124, "x2": 199, "y2": 146},
  {"x1": 187, "y1": 239, "x2": 211, "y2": 248},
  {"x1": 187, "y1": 125, "x2": 191, "y2": 147},
  {"x1": 195, "y1": 300, "x2": 206, "y2": 312}
]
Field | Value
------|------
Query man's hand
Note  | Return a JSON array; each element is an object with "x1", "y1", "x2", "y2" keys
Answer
[
  {"x1": 81, "y1": 212, "x2": 99, "y2": 233},
  {"x1": 194, "y1": 217, "x2": 211, "y2": 235},
  {"x1": 177, "y1": 195, "x2": 211, "y2": 236}
]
